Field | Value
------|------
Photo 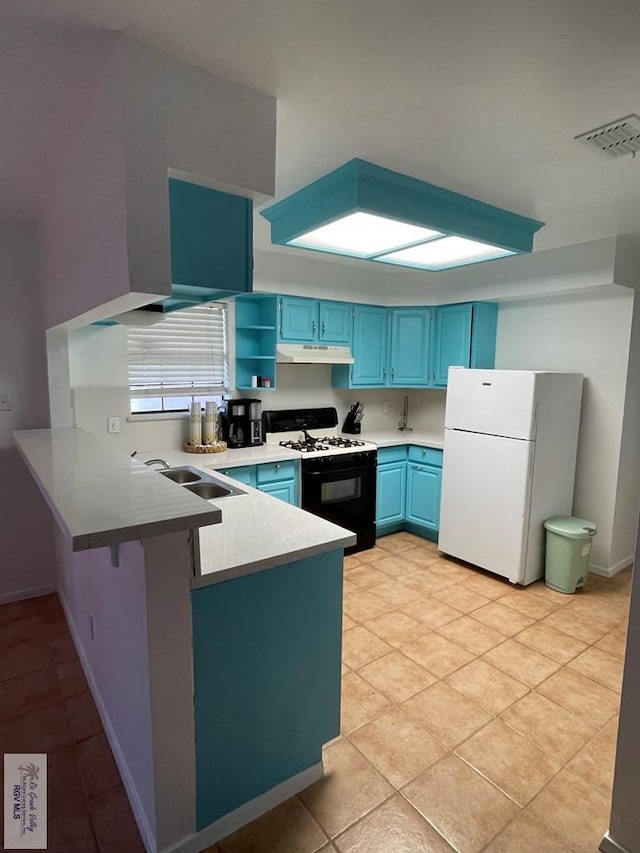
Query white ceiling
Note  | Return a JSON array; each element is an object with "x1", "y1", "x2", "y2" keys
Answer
[{"x1": 4, "y1": 0, "x2": 640, "y2": 259}]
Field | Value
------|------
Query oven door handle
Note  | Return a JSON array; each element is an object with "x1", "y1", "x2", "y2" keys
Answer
[{"x1": 304, "y1": 467, "x2": 371, "y2": 477}]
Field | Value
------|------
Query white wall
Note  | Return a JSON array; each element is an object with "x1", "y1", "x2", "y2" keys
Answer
[
  {"x1": 495, "y1": 287, "x2": 634, "y2": 572},
  {"x1": 40, "y1": 34, "x2": 134, "y2": 331},
  {"x1": 54, "y1": 526, "x2": 198, "y2": 852},
  {"x1": 0, "y1": 225, "x2": 55, "y2": 602},
  {"x1": 40, "y1": 33, "x2": 277, "y2": 333},
  {"x1": 66, "y1": 318, "x2": 446, "y2": 451}
]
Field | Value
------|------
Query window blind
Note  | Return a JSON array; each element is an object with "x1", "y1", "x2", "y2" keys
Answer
[{"x1": 127, "y1": 303, "x2": 228, "y2": 397}]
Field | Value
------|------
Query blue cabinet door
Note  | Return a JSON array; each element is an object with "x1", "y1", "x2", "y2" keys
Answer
[
  {"x1": 389, "y1": 308, "x2": 432, "y2": 386},
  {"x1": 319, "y1": 301, "x2": 351, "y2": 344},
  {"x1": 406, "y1": 463, "x2": 441, "y2": 530},
  {"x1": 279, "y1": 296, "x2": 317, "y2": 342},
  {"x1": 376, "y1": 463, "x2": 406, "y2": 525},
  {"x1": 167, "y1": 178, "x2": 253, "y2": 311},
  {"x1": 433, "y1": 304, "x2": 473, "y2": 386},
  {"x1": 258, "y1": 481, "x2": 297, "y2": 505},
  {"x1": 470, "y1": 302, "x2": 498, "y2": 370},
  {"x1": 216, "y1": 465, "x2": 257, "y2": 487},
  {"x1": 350, "y1": 305, "x2": 388, "y2": 386}
]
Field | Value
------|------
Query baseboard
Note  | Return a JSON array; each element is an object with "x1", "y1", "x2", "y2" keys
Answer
[
  {"x1": 58, "y1": 591, "x2": 157, "y2": 853},
  {"x1": 589, "y1": 555, "x2": 634, "y2": 578},
  {"x1": 0, "y1": 583, "x2": 57, "y2": 605},
  {"x1": 402, "y1": 522, "x2": 438, "y2": 543},
  {"x1": 162, "y1": 762, "x2": 324, "y2": 853},
  {"x1": 600, "y1": 831, "x2": 629, "y2": 853}
]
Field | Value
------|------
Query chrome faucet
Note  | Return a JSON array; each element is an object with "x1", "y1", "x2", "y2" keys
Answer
[{"x1": 144, "y1": 458, "x2": 170, "y2": 470}]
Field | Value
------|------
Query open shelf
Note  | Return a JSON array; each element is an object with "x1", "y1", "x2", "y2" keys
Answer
[{"x1": 235, "y1": 295, "x2": 278, "y2": 390}]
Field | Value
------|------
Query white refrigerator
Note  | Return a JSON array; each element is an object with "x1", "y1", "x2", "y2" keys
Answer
[{"x1": 438, "y1": 368, "x2": 583, "y2": 585}]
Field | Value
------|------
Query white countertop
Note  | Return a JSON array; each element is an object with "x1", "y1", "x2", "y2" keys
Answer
[
  {"x1": 13, "y1": 428, "x2": 222, "y2": 551},
  {"x1": 193, "y1": 474, "x2": 356, "y2": 587},
  {"x1": 15, "y1": 428, "x2": 355, "y2": 582},
  {"x1": 355, "y1": 429, "x2": 444, "y2": 450},
  {"x1": 133, "y1": 450, "x2": 356, "y2": 586},
  {"x1": 135, "y1": 443, "x2": 300, "y2": 471}
]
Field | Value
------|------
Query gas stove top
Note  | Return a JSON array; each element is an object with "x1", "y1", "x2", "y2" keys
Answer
[
  {"x1": 278, "y1": 435, "x2": 369, "y2": 454},
  {"x1": 263, "y1": 407, "x2": 376, "y2": 459}
]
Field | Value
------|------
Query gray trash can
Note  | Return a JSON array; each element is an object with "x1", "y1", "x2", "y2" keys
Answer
[{"x1": 543, "y1": 516, "x2": 597, "y2": 594}]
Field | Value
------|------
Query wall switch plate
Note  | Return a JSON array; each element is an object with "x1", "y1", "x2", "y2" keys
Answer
[
  {"x1": 107, "y1": 416, "x2": 121, "y2": 434},
  {"x1": 0, "y1": 392, "x2": 12, "y2": 411}
]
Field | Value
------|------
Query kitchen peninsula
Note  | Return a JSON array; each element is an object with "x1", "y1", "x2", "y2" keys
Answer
[{"x1": 13, "y1": 427, "x2": 355, "y2": 853}]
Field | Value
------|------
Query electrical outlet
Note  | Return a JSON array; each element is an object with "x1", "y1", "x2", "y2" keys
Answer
[
  {"x1": 0, "y1": 392, "x2": 12, "y2": 412},
  {"x1": 107, "y1": 416, "x2": 121, "y2": 434},
  {"x1": 383, "y1": 401, "x2": 391, "y2": 414}
]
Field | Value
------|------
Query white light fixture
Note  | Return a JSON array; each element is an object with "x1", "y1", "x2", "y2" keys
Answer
[
  {"x1": 289, "y1": 211, "x2": 442, "y2": 257},
  {"x1": 261, "y1": 159, "x2": 544, "y2": 272},
  {"x1": 377, "y1": 236, "x2": 515, "y2": 270}
]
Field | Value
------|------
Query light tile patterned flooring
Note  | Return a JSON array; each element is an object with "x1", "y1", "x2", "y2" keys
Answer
[
  {"x1": 0, "y1": 536, "x2": 629, "y2": 852},
  {"x1": 212, "y1": 532, "x2": 631, "y2": 853}
]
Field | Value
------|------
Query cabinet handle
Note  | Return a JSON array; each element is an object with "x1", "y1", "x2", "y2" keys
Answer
[
  {"x1": 422, "y1": 448, "x2": 426, "y2": 456},
  {"x1": 321, "y1": 321, "x2": 326, "y2": 336},
  {"x1": 383, "y1": 367, "x2": 387, "y2": 380},
  {"x1": 391, "y1": 367, "x2": 395, "y2": 380},
  {"x1": 412, "y1": 465, "x2": 421, "y2": 470},
  {"x1": 312, "y1": 320, "x2": 317, "y2": 336},
  {"x1": 275, "y1": 463, "x2": 280, "y2": 471}
]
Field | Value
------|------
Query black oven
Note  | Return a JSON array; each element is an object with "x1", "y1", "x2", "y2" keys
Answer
[{"x1": 302, "y1": 450, "x2": 377, "y2": 554}]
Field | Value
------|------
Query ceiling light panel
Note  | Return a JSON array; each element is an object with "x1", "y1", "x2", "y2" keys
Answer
[
  {"x1": 377, "y1": 236, "x2": 515, "y2": 270},
  {"x1": 288, "y1": 212, "x2": 442, "y2": 257},
  {"x1": 261, "y1": 159, "x2": 543, "y2": 272}
]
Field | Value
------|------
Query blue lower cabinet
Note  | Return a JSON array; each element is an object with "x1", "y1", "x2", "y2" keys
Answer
[
  {"x1": 191, "y1": 551, "x2": 343, "y2": 829},
  {"x1": 376, "y1": 463, "x2": 407, "y2": 528},
  {"x1": 216, "y1": 465, "x2": 257, "y2": 487},
  {"x1": 256, "y1": 460, "x2": 299, "y2": 505},
  {"x1": 376, "y1": 446, "x2": 442, "y2": 541},
  {"x1": 258, "y1": 480, "x2": 296, "y2": 504},
  {"x1": 216, "y1": 461, "x2": 299, "y2": 505},
  {"x1": 406, "y1": 463, "x2": 441, "y2": 531}
]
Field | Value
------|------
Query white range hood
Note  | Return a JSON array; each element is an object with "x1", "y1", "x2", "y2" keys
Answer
[{"x1": 276, "y1": 344, "x2": 354, "y2": 365}]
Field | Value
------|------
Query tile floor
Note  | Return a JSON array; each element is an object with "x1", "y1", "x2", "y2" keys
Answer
[
  {"x1": 0, "y1": 534, "x2": 630, "y2": 852},
  {"x1": 212, "y1": 532, "x2": 631, "y2": 853},
  {"x1": 0, "y1": 593, "x2": 144, "y2": 852}
]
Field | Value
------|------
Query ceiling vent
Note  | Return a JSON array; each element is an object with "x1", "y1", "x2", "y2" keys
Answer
[{"x1": 575, "y1": 114, "x2": 640, "y2": 159}]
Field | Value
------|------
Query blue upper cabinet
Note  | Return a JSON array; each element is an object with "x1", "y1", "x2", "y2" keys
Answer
[
  {"x1": 279, "y1": 296, "x2": 352, "y2": 344},
  {"x1": 433, "y1": 302, "x2": 498, "y2": 386},
  {"x1": 433, "y1": 304, "x2": 473, "y2": 386},
  {"x1": 332, "y1": 304, "x2": 387, "y2": 388},
  {"x1": 164, "y1": 178, "x2": 253, "y2": 312},
  {"x1": 389, "y1": 308, "x2": 433, "y2": 386},
  {"x1": 319, "y1": 301, "x2": 351, "y2": 344},
  {"x1": 279, "y1": 296, "x2": 317, "y2": 342}
]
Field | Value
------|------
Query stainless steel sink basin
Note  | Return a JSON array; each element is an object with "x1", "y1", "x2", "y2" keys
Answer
[
  {"x1": 159, "y1": 467, "x2": 203, "y2": 484},
  {"x1": 157, "y1": 464, "x2": 245, "y2": 499},
  {"x1": 185, "y1": 481, "x2": 245, "y2": 499}
]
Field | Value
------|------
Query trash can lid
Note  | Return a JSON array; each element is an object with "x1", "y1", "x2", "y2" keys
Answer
[{"x1": 544, "y1": 516, "x2": 597, "y2": 538}]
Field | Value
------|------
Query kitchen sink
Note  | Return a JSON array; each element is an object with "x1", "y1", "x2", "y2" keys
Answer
[
  {"x1": 185, "y1": 481, "x2": 245, "y2": 499},
  {"x1": 159, "y1": 467, "x2": 203, "y2": 484},
  {"x1": 157, "y1": 465, "x2": 246, "y2": 500}
]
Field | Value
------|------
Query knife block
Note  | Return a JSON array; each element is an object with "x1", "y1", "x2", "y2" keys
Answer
[{"x1": 342, "y1": 411, "x2": 361, "y2": 434}]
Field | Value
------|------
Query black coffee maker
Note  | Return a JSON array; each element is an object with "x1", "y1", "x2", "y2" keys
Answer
[{"x1": 223, "y1": 399, "x2": 263, "y2": 448}]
